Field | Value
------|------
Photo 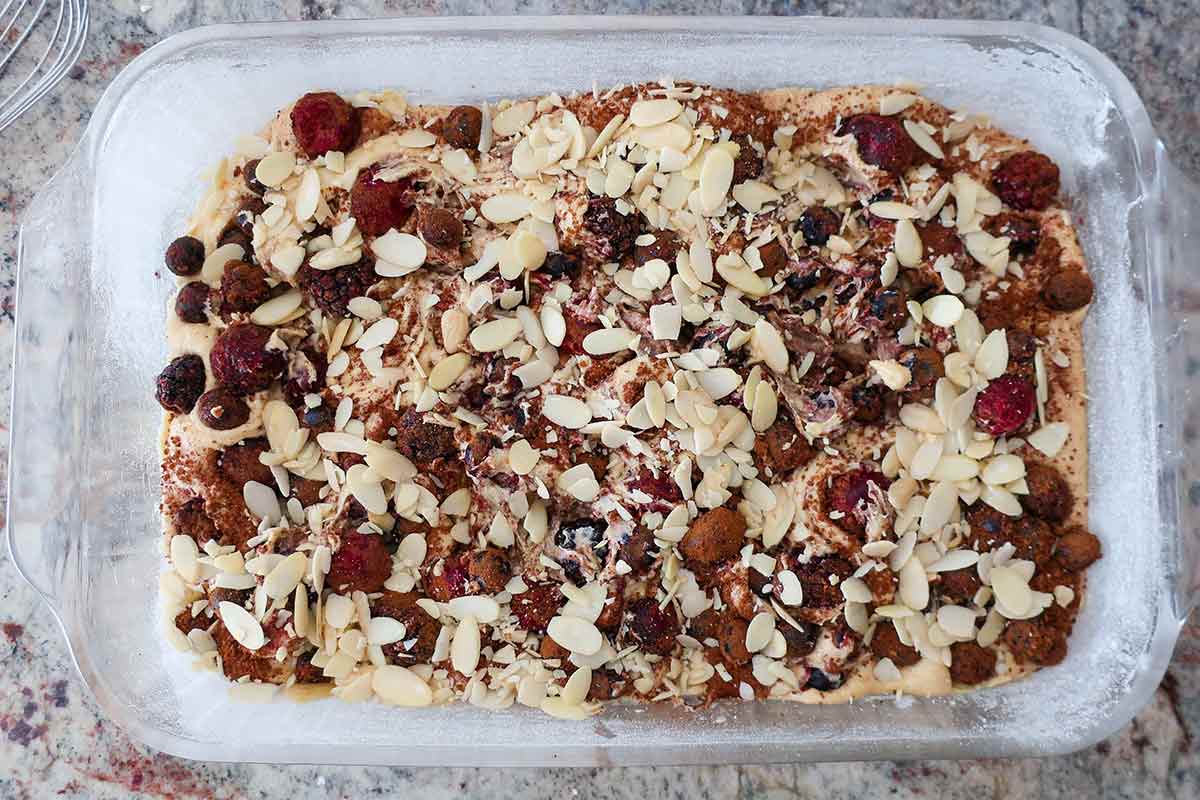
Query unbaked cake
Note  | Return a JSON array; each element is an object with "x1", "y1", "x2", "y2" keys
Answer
[{"x1": 156, "y1": 81, "x2": 1099, "y2": 716}]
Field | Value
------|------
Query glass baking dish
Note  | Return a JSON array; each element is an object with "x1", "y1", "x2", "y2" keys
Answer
[{"x1": 8, "y1": 15, "x2": 1200, "y2": 765}]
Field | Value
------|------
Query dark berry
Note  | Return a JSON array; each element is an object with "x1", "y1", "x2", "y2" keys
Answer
[
  {"x1": 243, "y1": 159, "x2": 267, "y2": 195},
  {"x1": 757, "y1": 239, "x2": 788, "y2": 278},
  {"x1": 837, "y1": 114, "x2": 920, "y2": 173},
  {"x1": 582, "y1": 195, "x2": 639, "y2": 261},
  {"x1": 218, "y1": 260, "x2": 270, "y2": 314},
  {"x1": 296, "y1": 255, "x2": 378, "y2": 318},
  {"x1": 973, "y1": 375, "x2": 1036, "y2": 436},
  {"x1": 209, "y1": 322, "x2": 285, "y2": 396},
  {"x1": 851, "y1": 383, "x2": 887, "y2": 423},
  {"x1": 290, "y1": 91, "x2": 360, "y2": 158},
  {"x1": 991, "y1": 213, "x2": 1041, "y2": 255},
  {"x1": 1021, "y1": 464, "x2": 1073, "y2": 523},
  {"x1": 786, "y1": 270, "x2": 821, "y2": 293},
  {"x1": 165, "y1": 236, "x2": 204, "y2": 276},
  {"x1": 555, "y1": 518, "x2": 608, "y2": 550},
  {"x1": 196, "y1": 387, "x2": 251, "y2": 430},
  {"x1": 731, "y1": 134, "x2": 763, "y2": 184},
  {"x1": 797, "y1": 206, "x2": 840, "y2": 247},
  {"x1": 442, "y1": 106, "x2": 483, "y2": 150},
  {"x1": 805, "y1": 668, "x2": 841, "y2": 692},
  {"x1": 417, "y1": 205, "x2": 464, "y2": 248},
  {"x1": 235, "y1": 197, "x2": 266, "y2": 234},
  {"x1": 633, "y1": 230, "x2": 679, "y2": 268},
  {"x1": 175, "y1": 282, "x2": 210, "y2": 324},
  {"x1": 991, "y1": 151, "x2": 1060, "y2": 211},
  {"x1": 868, "y1": 288, "x2": 908, "y2": 328},
  {"x1": 301, "y1": 403, "x2": 333, "y2": 429},
  {"x1": 1006, "y1": 329, "x2": 1037, "y2": 362},
  {"x1": 350, "y1": 167, "x2": 417, "y2": 236},
  {"x1": 899, "y1": 347, "x2": 944, "y2": 395},
  {"x1": 542, "y1": 251, "x2": 579, "y2": 278},
  {"x1": 626, "y1": 597, "x2": 680, "y2": 656},
  {"x1": 155, "y1": 354, "x2": 206, "y2": 414},
  {"x1": 1042, "y1": 271, "x2": 1094, "y2": 311},
  {"x1": 917, "y1": 222, "x2": 963, "y2": 260}
]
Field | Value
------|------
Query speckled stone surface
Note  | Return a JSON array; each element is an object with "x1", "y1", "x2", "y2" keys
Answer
[{"x1": 0, "y1": 2, "x2": 1197, "y2": 798}]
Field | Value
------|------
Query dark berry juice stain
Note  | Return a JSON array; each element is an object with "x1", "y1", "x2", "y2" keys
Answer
[{"x1": 2, "y1": 622, "x2": 23, "y2": 641}]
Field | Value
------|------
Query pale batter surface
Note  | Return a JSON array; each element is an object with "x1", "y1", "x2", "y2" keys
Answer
[{"x1": 154, "y1": 81, "x2": 1098, "y2": 716}]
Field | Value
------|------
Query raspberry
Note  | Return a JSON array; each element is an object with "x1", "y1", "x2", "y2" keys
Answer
[
  {"x1": 837, "y1": 114, "x2": 920, "y2": 174},
  {"x1": 581, "y1": 195, "x2": 639, "y2": 261},
  {"x1": 290, "y1": 92, "x2": 359, "y2": 158},
  {"x1": 972, "y1": 375, "x2": 1035, "y2": 436},
  {"x1": 628, "y1": 466, "x2": 683, "y2": 504},
  {"x1": 625, "y1": 597, "x2": 680, "y2": 656},
  {"x1": 827, "y1": 468, "x2": 889, "y2": 518},
  {"x1": 350, "y1": 166, "x2": 417, "y2": 236},
  {"x1": 325, "y1": 532, "x2": 392, "y2": 593},
  {"x1": 416, "y1": 205, "x2": 464, "y2": 248},
  {"x1": 990, "y1": 151, "x2": 1060, "y2": 211},
  {"x1": 511, "y1": 583, "x2": 562, "y2": 633},
  {"x1": 465, "y1": 547, "x2": 512, "y2": 594},
  {"x1": 356, "y1": 107, "x2": 394, "y2": 146},
  {"x1": 155, "y1": 354, "x2": 206, "y2": 413},
  {"x1": 394, "y1": 408, "x2": 457, "y2": 462},
  {"x1": 797, "y1": 205, "x2": 840, "y2": 247},
  {"x1": 296, "y1": 256, "x2": 378, "y2": 318},
  {"x1": 916, "y1": 221, "x2": 963, "y2": 261},
  {"x1": 949, "y1": 641, "x2": 997, "y2": 685},
  {"x1": 209, "y1": 322, "x2": 285, "y2": 395},
  {"x1": 424, "y1": 553, "x2": 469, "y2": 602},
  {"x1": 164, "y1": 236, "x2": 204, "y2": 276}
]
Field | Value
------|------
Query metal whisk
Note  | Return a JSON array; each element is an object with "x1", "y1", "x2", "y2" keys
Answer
[{"x1": 0, "y1": 0, "x2": 88, "y2": 134}]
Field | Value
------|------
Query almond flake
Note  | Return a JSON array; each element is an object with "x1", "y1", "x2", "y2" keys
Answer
[
  {"x1": 981, "y1": 454, "x2": 1025, "y2": 486},
  {"x1": 447, "y1": 595, "x2": 502, "y2": 623},
  {"x1": 373, "y1": 665, "x2": 433, "y2": 706},
  {"x1": 480, "y1": 192, "x2": 531, "y2": 224},
  {"x1": 255, "y1": 151, "x2": 295, "y2": 188},
  {"x1": 751, "y1": 319, "x2": 789, "y2": 373},
  {"x1": 509, "y1": 439, "x2": 541, "y2": 475},
  {"x1": 745, "y1": 612, "x2": 776, "y2": 653},
  {"x1": 372, "y1": 230, "x2": 427, "y2": 269},
  {"x1": 989, "y1": 565, "x2": 1033, "y2": 616},
  {"x1": 880, "y1": 93, "x2": 919, "y2": 115},
  {"x1": 650, "y1": 303, "x2": 682, "y2": 340},
  {"x1": 869, "y1": 359, "x2": 911, "y2": 390},
  {"x1": 750, "y1": 381, "x2": 778, "y2": 432},
  {"x1": 394, "y1": 128, "x2": 438, "y2": 148},
  {"x1": 974, "y1": 329, "x2": 1010, "y2": 380},
  {"x1": 469, "y1": 317, "x2": 523, "y2": 353},
  {"x1": 698, "y1": 147, "x2": 735, "y2": 214},
  {"x1": 870, "y1": 201, "x2": 919, "y2": 220},
  {"x1": 894, "y1": 218, "x2": 922, "y2": 268},
  {"x1": 582, "y1": 327, "x2": 636, "y2": 355},
  {"x1": 630, "y1": 98, "x2": 683, "y2": 127},
  {"x1": 451, "y1": 615, "x2": 482, "y2": 675},
  {"x1": 922, "y1": 294, "x2": 965, "y2": 328},
  {"x1": 356, "y1": 317, "x2": 399, "y2": 351},
  {"x1": 547, "y1": 615, "x2": 603, "y2": 655},
  {"x1": 903, "y1": 119, "x2": 946, "y2": 160},
  {"x1": 776, "y1": 570, "x2": 804, "y2": 605},
  {"x1": 1027, "y1": 422, "x2": 1069, "y2": 457},
  {"x1": 543, "y1": 395, "x2": 592, "y2": 429},
  {"x1": 219, "y1": 601, "x2": 265, "y2": 650},
  {"x1": 250, "y1": 289, "x2": 304, "y2": 326},
  {"x1": 202, "y1": 242, "x2": 245, "y2": 284},
  {"x1": 264, "y1": 552, "x2": 307, "y2": 600},
  {"x1": 428, "y1": 352, "x2": 472, "y2": 391}
]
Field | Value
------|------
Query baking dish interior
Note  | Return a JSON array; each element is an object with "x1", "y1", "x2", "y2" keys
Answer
[{"x1": 8, "y1": 17, "x2": 1180, "y2": 764}]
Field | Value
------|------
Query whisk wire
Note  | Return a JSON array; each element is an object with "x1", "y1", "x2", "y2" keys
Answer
[{"x1": 0, "y1": 0, "x2": 87, "y2": 134}]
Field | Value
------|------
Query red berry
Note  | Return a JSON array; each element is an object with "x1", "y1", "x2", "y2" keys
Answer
[
  {"x1": 424, "y1": 553, "x2": 470, "y2": 602},
  {"x1": 209, "y1": 322, "x2": 285, "y2": 396},
  {"x1": 290, "y1": 92, "x2": 360, "y2": 158},
  {"x1": 164, "y1": 236, "x2": 205, "y2": 276},
  {"x1": 828, "y1": 468, "x2": 889, "y2": 517},
  {"x1": 628, "y1": 466, "x2": 682, "y2": 504},
  {"x1": 991, "y1": 151, "x2": 1060, "y2": 211},
  {"x1": 626, "y1": 597, "x2": 680, "y2": 656},
  {"x1": 350, "y1": 166, "x2": 417, "y2": 236},
  {"x1": 837, "y1": 114, "x2": 920, "y2": 174},
  {"x1": 973, "y1": 375, "x2": 1036, "y2": 436},
  {"x1": 511, "y1": 582, "x2": 561, "y2": 633},
  {"x1": 326, "y1": 532, "x2": 392, "y2": 593}
]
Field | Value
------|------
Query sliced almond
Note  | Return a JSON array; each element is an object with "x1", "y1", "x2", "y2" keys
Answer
[
  {"x1": 582, "y1": 327, "x2": 636, "y2": 355},
  {"x1": 373, "y1": 665, "x2": 433, "y2": 706},
  {"x1": 698, "y1": 147, "x2": 735, "y2": 214},
  {"x1": 543, "y1": 395, "x2": 592, "y2": 429},
  {"x1": 630, "y1": 98, "x2": 683, "y2": 127},
  {"x1": 451, "y1": 615, "x2": 482, "y2": 675},
  {"x1": 480, "y1": 192, "x2": 531, "y2": 224},
  {"x1": 509, "y1": 439, "x2": 541, "y2": 475},
  {"x1": 255, "y1": 151, "x2": 295, "y2": 188},
  {"x1": 429, "y1": 352, "x2": 472, "y2": 391},
  {"x1": 547, "y1": 615, "x2": 603, "y2": 655},
  {"x1": 469, "y1": 317, "x2": 523, "y2": 353},
  {"x1": 218, "y1": 601, "x2": 265, "y2": 650}
]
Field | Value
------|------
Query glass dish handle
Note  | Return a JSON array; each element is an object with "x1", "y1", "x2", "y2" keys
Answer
[
  {"x1": 1155, "y1": 149, "x2": 1200, "y2": 618},
  {"x1": 6, "y1": 145, "x2": 94, "y2": 614}
]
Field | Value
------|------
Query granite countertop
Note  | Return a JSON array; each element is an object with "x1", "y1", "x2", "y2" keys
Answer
[{"x1": 1, "y1": 2, "x2": 1197, "y2": 798}]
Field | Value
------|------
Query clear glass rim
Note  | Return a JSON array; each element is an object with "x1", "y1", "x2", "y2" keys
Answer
[{"x1": 11, "y1": 15, "x2": 1183, "y2": 766}]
